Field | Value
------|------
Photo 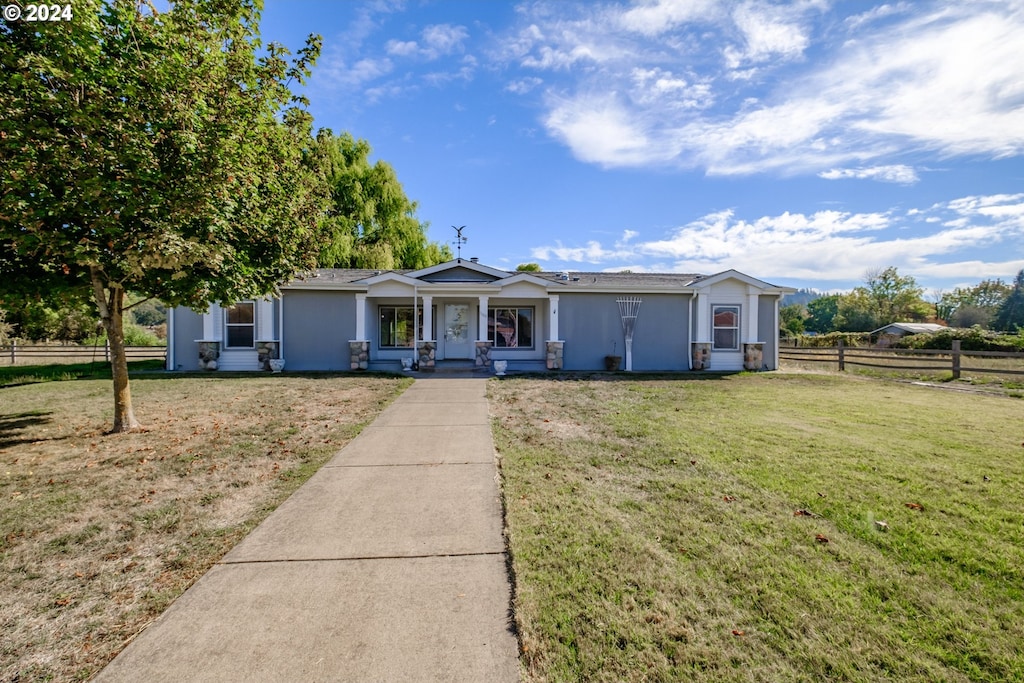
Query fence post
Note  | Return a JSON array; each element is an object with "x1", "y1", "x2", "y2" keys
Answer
[
  {"x1": 951, "y1": 339, "x2": 961, "y2": 380},
  {"x1": 105, "y1": 340, "x2": 110, "y2": 363},
  {"x1": 9, "y1": 341, "x2": 14, "y2": 364},
  {"x1": 838, "y1": 339, "x2": 845, "y2": 372}
]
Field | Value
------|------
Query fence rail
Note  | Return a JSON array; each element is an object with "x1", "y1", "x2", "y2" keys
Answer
[
  {"x1": 2, "y1": 343, "x2": 166, "y2": 364},
  {"x1": 779, "y1": 340, "x2": 1024, "y2": 378}
]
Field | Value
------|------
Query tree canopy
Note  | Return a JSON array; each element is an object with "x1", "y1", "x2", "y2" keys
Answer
[
  {"x1": 310, "y1": 131, "x2": 450, "y2": 269},
  {"x1": 993, "y1": 269, "x2": 1024, "y2": 332},
  {"x1": 1, "y1": 0, "x2": 325, "y2": 430}
]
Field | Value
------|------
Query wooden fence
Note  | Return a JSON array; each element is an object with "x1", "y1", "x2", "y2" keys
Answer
[
  {"x1": 2, "y1": 343, "x2": 166, "y2": 365},
  {"x1": 779, "y1": 340, "x2": 1024, "y2": 379}
]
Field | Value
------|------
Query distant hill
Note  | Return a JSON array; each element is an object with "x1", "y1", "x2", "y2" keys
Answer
[{"x1": 781, "y1": 288, "x2": 823, "y2": 307}]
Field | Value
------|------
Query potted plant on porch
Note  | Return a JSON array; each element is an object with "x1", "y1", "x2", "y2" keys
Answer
[{"x1": 604, "y1": 341, "x2": 622, "y2": 371}]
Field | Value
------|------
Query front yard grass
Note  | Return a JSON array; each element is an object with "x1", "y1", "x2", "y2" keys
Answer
[
  {"x1": 490, "y1": 373, "x2": 1024, "y2": 682},
  {"x1": 1, "y1": 371, "x2": 411, "y2": 682}
]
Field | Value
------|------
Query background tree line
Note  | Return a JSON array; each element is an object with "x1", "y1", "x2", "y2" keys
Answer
[{"x1": 780, "y1": 267, "x2": 1024, "y2": 336}]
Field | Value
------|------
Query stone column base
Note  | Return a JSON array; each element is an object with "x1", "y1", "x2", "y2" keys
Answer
[
  {"x1": 546, "y1": 340, "x2": 564, "y2": 370},
  {"x1": 348, "y1": 340, "x2": 369, "y2": 370},
  {"x1": 417, "y1": 341, "x2": 436, "y2": 372},
  {"x1": 743, "y1": 342, "x2": 764, "y2": 371},
  {"x1": 198, "y1": 341, "x2": 220, "y2": 371},
  {"x1": 256, "y1": 340, "x2": 280, "y2": 371},
  {"x1": 475, "y1": 341, "x2": 493, "y2": 368},
  {"x1": 691, "y1": 342, "x2": 711, "y2": 370}
]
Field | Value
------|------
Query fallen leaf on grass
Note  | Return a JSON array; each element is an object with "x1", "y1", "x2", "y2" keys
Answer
[
  {"x1": 793, "y1": 509, "x2": 816, "y2": 517},
  {"x1": 905, "y1": 502, "x2": 924, "y2": 511},
  {"x1": 815, "y1": 534, "x2": 830, "y2": 544},
  {"x1": 874, "y1": 521, "x2": 889, "y2": 531},
  {"x1": 722, "y1": 495, "x2": 736, "y2": 502},
  {"x1": 732, "y1": 630, "x2": 745, "y2": 636}
]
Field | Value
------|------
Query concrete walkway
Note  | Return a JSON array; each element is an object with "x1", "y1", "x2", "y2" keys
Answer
[{"x1": 96, "y1": 378, "x2": 520, "y2": 682}]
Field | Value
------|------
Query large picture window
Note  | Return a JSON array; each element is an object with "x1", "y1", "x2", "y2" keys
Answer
[
  {"x1": 225, "y1": 302, "x2": 255, "y2": 348},
  {"x1": 487, "y1": 308, "x2": 534, "y2": 348},
  {"x1": 379, "y1": 306, "x2": 434, "y2": 348},
  {"x1": 712, "y1": 305, "x2": 740, "y2": 350}
]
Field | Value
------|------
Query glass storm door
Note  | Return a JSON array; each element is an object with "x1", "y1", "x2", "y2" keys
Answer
[{"x1": 443, "y1": 304, "x2": 472, "y2": 359}]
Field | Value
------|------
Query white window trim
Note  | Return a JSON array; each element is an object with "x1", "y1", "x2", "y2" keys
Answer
[
  {"x1": 712, "y1": 304, "x2": 741, "y2": 351},
  {"x1": 224, "y1": 301, "x2": 256, "y2": 349},
  {"x1": 379, "y1": 305, "x2": 436, "y2": 349},
  {"x1": 487, "y1": 306, "x2": 536, "y2": 349}
]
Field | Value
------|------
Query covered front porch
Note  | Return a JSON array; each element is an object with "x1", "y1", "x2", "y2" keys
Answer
[{"x1": 347, "y1": 269, "x2": 563, "y2": 373}]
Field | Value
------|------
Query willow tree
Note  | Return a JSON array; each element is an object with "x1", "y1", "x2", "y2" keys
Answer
[
  {"x1": 0, "y1": 0, "x2": 325, "y2": 431},
  {"x1": 310, "y1": 131, "x2": 451, "y2": 269}
]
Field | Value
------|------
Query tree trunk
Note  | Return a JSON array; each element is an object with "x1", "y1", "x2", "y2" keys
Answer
[{"x1": 91, "y1": 269, "x2": 141, "y2": 433}]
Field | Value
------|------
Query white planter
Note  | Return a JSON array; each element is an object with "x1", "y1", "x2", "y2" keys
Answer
[
  {"x1": 493, "y1": 360, "x2": 508, "y2": 376},
  {"x1": 401, "y1": 357, "x2": 413, "y2": 371},
  {"x1": 268, "y1": 358, "x2": 286, "y2": 373}
]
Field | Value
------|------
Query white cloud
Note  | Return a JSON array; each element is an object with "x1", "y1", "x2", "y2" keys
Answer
[
  {"x1": 819, "y1": 165, "x2": 919, "y2": 184},
  {"x1": 502, "y1": 2, "x2": 1024, "y2": 175},
  {"x1": 619, "y1": 0, "x2": 722, "y2": 36},
  {"x1": 529, "y1": 194, "x2": 1024, "y2": 284},
  {"x1": 725, "y1": 1, "x2": 813, "y2": 69},
  {"x1": 505, "y1": 77, "x2": 543, "y2": 94}
]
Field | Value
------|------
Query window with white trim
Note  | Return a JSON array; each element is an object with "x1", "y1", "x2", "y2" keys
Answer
[
  {"x1": 712, "y1": 305, "x2": 740, "y2": 350},
  {"x1": 225, "y1": 302, "x2": 255, "y2": 348},
  {"x1": 379, "y1": 306, "x2": 435, "y2": 348},
  {"x1": 487, "y1": 307, "x2": 534, "y2": 348}
]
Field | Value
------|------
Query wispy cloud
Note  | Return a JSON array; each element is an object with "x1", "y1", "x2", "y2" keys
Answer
[
  {"x1": 819, "y1": 165, "x2": 920, "y2": 184},
  {"x1": 498, "y1": 2, "x2": 1024, "y2": 176},
  {"x1": 530, "y1": 194, "x2": 1024, "y2": 284}
]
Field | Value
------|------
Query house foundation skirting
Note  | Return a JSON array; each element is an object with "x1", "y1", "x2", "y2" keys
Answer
[
  {"x1": 417, "y1": 341, "x2": 436, "y2": 372},
  {"x1": 348, "y1": 340, "x2": 369, "y2": 371},
  {"x1": 475, "y1": 341, "x2": 493, "y2": 368},
  {"x1": 546, "y1": 340, "x2": 564, "y2": 370},
  {"x1": 198, "y1": 341, "x2": 220, "y2": 371},
  {"x1": 743, "y1": 342, "x2": 764, "y2": 371},
  {"x1": 691, "y1": 342, "x2": 712, "y2": 370}
]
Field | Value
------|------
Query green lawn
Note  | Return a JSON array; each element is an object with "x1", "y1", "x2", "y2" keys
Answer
[{"x1": 490, "y1": 373, "x2": 1024, "y2": 682}]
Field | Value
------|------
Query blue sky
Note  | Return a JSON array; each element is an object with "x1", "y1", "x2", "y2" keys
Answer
[{"x1": 260, "y1": 0, "x2": 1024, "y2": 293}]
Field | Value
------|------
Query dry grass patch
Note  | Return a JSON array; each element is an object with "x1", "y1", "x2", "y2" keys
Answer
[
  {"x1": 491, "y1": 373, "x2": 1024, "y2": 682},
  {"x1": 1, "y1": 372, "x2": 410, "y2": 682}
]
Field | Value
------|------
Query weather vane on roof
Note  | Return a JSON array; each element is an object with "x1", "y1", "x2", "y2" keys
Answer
[{"x1": 452, "y1": 225, "x2": 467, "y2": 261}]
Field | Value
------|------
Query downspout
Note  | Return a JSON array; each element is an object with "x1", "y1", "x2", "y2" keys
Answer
[
  {"x1": 167, "y1": 306, "x2": 174, "y2": 371},
  {"x1": 413, "y1": 284, "x2": 418, "y2": 368},
  {"x1": 278, "y1": 293, "x2": 284, "y2": 363},
  {"x1": 686, "y1": 294, "x2": 693, "y2": 370}
]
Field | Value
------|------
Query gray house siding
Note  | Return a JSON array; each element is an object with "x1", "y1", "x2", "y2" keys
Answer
[
  {"x1": 758, "y1": 296, "x2": 778, "y2": 371},
  {"x1": 560, "y1": 293, "x2": 690, "y2": 371},
  {"x1": 282, "y1": 290, "x2": 355, "y2": 371},
  {"x1": 169, "y1": 307, "x2": 204, "y2": 371}
]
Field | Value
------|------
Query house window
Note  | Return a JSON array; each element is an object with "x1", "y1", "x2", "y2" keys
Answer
[
  {"x1": 487, "y1": 308, "x2": 534, "y2": 348},
  {"x1": 379, "y1": 306, "x2": 434, "y2": 348},
  {"x1": 712, "y1": 305, "x2": 740, "y2": 350},
  {"x1": 225, "y1": 302, "x2": 255, "y2": 348}
]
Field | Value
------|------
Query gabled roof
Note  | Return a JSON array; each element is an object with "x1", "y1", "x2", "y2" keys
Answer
[
  {"x1": 689, "y1": 269, "x2": 793, "y2": 292},
  {"x1": 282, "y1": 262, "x2": 793, "y2": 294},
  {"x1": 871, "y1": 322, "x2": 946, "y2": 335},
  {"x1": 408, "y1": 259, "x2": 509, "y2": 281}
]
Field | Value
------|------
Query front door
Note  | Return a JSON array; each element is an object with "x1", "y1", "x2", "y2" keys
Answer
[{"x1": 443, "y1": 303, "x2": 473, "y2": 359}]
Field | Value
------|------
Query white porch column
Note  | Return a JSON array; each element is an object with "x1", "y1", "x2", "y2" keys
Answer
[
  {"x1": 202, "y1": 304, "x2": 223, "y2": 341},
  {"x1": 548, "y1": 294, "x2": 560, "y2": 341},
  {"x1": 477, "y1": 295, "x2": 489, "y2": 341},
  {"x1": 421, "y1": 295, "x2": 434, "y2": 340},
  {"x1": 695, "y1": 292, "x2": 710, "y2": 340},
  {"x1": 354, "y1": 293, "x2": 367, "y2": 340},
  {"x1": 746, "y1": 289, "x2": 760, "y2": 343}
]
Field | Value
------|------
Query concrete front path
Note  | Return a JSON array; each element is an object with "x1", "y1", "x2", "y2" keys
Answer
[{"x1": 96, "y1": 378, "x2": 520, "y2": 683}]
